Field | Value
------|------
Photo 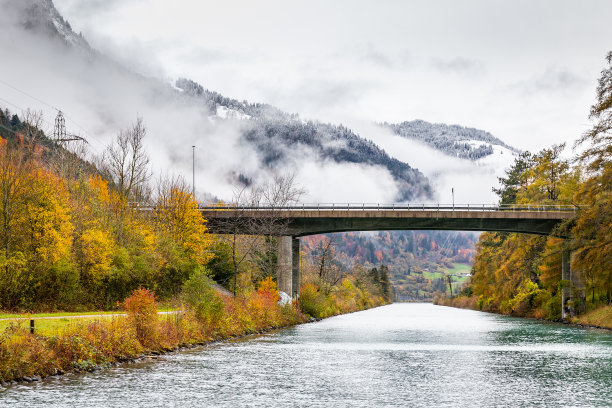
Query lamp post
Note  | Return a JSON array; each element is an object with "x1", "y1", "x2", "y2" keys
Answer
[{"x1": 192, "y1": 145, "x2": 195, "y2": 199}]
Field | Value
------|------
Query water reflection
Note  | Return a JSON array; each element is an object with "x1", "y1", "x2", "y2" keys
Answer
[{"x1": 2, "y1": 303, "x2": 612, "y2": 407}]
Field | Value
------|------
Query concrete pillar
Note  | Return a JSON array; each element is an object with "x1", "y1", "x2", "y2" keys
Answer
[
  {"x1": 277, "y1": 236, "x2": 292, "y2": 295},
  {"x1": 292, "y1": 237, "x2": 300, "y2": 297},
  {"x1": 562, "y1": 249, "x2": 570, "y2": 319}
]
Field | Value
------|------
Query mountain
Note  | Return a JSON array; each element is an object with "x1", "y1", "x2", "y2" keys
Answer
[
  {"x1": 1, "y1": 0, "x2": 434, "y2": 202},
  {"x1": 175, "y1": 78, "x2": 432, "y2": 200},
  {"x1": 6, "y1": 0, "x2": 89, "y2": 49},
  {"x1": 382, "y1": 120, "x2": 519, "y2": 161}
]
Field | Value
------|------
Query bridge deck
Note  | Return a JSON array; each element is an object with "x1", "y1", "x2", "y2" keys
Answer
[{"x1": 199, "y1": 206, "x2": 576, "y2": 237}]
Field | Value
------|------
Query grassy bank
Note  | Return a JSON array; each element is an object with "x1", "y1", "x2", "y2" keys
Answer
[
  {"x1": 435, "y1": 295, "x2": 612, "y2": 331},
  {"x1": 0, "y1": 276, "x2": 388, "y2": 384},
  {"x1": 571, "y1": 305, "x2": 612, "y2": 329}
]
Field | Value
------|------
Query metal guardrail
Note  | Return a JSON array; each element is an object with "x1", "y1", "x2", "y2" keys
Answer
[{"x1": 196, "y1": 203, "x2": 578, "y2": 212}]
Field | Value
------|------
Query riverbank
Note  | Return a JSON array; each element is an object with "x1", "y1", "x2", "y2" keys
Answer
[
  {"x1": 0, "y1": 283, "x2": 388, "y2": 384},
  {"x1": 435, "y1": 295, "x2": 612, "y2": 331}
]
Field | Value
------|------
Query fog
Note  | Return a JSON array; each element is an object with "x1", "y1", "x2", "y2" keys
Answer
[
  {"x1": 349, "y1": 121, "x2": 516, "y2": 204},
  {"x1": 0, "y1": 2, "x2": 409, "y2": 203},
  {"x1": 3, "y1": 0, "x2": 604, "y2": 205}
]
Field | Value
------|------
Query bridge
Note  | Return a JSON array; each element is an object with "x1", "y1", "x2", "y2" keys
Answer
[{"x1": 199, "y1": 203, "x2": 578, "y2": 317}]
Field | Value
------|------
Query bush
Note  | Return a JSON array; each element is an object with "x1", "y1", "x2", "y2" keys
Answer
[
  {"x1": 124, "y1": 287, "x2": 158, "y2": 347},
  {"x1": 181, "y1": 267, "x2": 225, "y2": 328}
]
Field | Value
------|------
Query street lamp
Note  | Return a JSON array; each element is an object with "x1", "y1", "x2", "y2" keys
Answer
[{"x1": 192, "y1": 145, "x2": 195, "y2": 199}]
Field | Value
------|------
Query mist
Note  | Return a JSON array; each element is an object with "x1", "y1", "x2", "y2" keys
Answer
[
  {"x1": 350, "y1": 121, "x2": 516, "y2": 204},
  {"x1": 0, "y1": 3, "x2": 409, "y2": 204}
]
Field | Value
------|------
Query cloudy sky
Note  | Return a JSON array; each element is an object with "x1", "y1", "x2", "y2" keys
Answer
[{"x1": 53, "y1": 0, "x2": 612, "y2": 153}]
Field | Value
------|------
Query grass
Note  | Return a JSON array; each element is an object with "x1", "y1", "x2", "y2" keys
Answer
[
  {"x1": 445, "y1": 263, "x2": 472, "y2": 275},
  {"x1": 0, "y1": 307, "x2": 177, "y2": 319},
  {"x1": 0, "y1": 310, "x2": 122, "y2": 319},
  {"x1": 0, "y1": 316, "x2": 113, "y2": 336},
  {"x1": 0, "y1": 307, "x2": 180, "y2": 337},
  {"x1": 422, "y1": 271, "x2": 443, "y2": 279},
  {"x1": 572, "y1": 305, "x2": 612, "y2": 329}
]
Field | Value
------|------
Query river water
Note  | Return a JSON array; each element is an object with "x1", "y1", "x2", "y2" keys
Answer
[{"x1": 2, "y1": 303, "x2": 612, "y2": 407}]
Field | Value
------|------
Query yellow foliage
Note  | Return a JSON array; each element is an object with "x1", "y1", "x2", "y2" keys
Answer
[
  {"x1": 80, "y1": 228, "x2": 113, "y2": 279},
  {"x1": 156, "y1": 188, "x2": 213, "y2": 265}
]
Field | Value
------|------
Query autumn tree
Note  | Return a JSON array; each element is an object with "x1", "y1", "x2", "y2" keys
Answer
[
  {"x1": 570, "y1": 51, "x2": 612, "y2": 305},
  {"x1": 154, "y1": 175, "x2": 213, "y2": 296}
]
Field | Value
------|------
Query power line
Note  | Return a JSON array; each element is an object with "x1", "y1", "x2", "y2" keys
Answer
[
  {"x1": 0, "y1": 78, "x2": 59, "y2": 111},
  {"x1": 0, "y1": 87, "x2": 105, "y2": 154}
]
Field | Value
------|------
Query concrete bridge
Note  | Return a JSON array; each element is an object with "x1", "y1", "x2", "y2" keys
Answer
[{"x1": 199, "y1": 203, "x2": 578, "y2": 317}]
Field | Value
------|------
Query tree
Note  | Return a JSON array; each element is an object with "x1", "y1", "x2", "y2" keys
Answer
[
  {"x1": 315, "y1": 236, "x2": 343, "y2": 290},
  {"x1": 103, "y1": 117, "x2": 151, "y2": 201},
  {"x1": 570, "y1": 51, "x2": 612, "y2": 305},
  {"x1": 519, "y1": 144, "x2": 570, "y2": 203},
  {"x1": 213, "y1": 173, "x2": 305, "y2": 293},
  {"x1": 155, "y1": 176, "x2": 213, "y2": 266},
  {"x1": 493, "y1": 151, "x2": 533, "y2": 204}
]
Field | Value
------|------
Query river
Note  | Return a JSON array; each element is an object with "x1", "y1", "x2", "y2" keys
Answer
[{"x1": 2, "y1": 303, "x2": 612, "y2": 407}]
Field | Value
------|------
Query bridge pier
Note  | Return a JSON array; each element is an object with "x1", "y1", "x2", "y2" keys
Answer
[
  {"x1": 277, "y1": 236, "x2": 293, "y2": 296},
  {"x1": 562, "y1": 250, "x2": 585, "y2": 318},
  {"x1": 562, "y1": 250, "x2": 571, "y2": 319},
  {"x1": 292, "y1": 237, "x2": 300, "y2": 297},
  {"x1": 277, "y1": 236, "x2": 300, "y2": 298}
]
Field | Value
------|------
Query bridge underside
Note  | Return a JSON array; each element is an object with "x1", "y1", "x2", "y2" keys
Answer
[
  {"x1": 204, "y1": 210, "x2": 573, "y2": 237},
  {"x1": 286, "y1": 217, "x2": 562, "y2": 237}
]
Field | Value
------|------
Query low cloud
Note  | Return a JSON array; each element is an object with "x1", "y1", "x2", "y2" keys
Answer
[
  {"x1": 431, "y1": 57, "x2": 485, "y2": 76},
  {"x1": 510, "y1": 67, "x2": 588, "y2": 95}
]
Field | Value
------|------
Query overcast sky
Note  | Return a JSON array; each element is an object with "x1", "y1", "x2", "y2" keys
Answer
[{"x1": 53, "y1": 0, "x2": 612, "y2": 153}]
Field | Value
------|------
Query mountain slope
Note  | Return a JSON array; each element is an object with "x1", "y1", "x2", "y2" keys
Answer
[
  {"x1": 382, "y1": 119, "x2": 519, "y2": 161},
  {"x1": 3, "y1": 0, "x2": 432, "y2": 202},
  {"x1": 176, "y1": 78, "x2": 432, "y2": 200}
]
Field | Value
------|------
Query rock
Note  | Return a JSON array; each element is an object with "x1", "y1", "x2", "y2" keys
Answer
[
  {"x1": 1, "y1": 381, "x2": 8, "y2": 387},
  {"x1": 278, "y1": 291, "x2": 292, "y2": 306},
  {"x1": 31, "y1": 376, "x2": 41, "y2": 382},
  {"x1": 309, "y1": 316, "x2": 317, "y2": 322},
  {"x1": 22, "y1": 377, "x2": 32, "y2": 383}
]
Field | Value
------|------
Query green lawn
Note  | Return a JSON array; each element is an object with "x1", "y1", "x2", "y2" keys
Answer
[
  {"x1": 0, "y1": 316, "x2": 119, "y2": 336},
  {"x1": 445, "y1": 263, "x2": 472, "y2": 275},
  {"x1": 422, "y1": 271, "x2": 444, "y2": 279},
  {"x1": 0, "y1": 310, "x2": 122, "y2": 319}
]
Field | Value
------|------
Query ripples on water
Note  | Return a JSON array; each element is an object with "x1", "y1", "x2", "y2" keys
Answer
[{"x1": 2, "y1": 304, "x2": 612, "y2": 407}]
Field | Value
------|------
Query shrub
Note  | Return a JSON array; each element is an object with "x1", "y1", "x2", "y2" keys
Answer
[
  {"x1": 124, "y1": 287, "x2": 158, "y2": 347},
  {"x1": 181, "y1": 267, "x2": 224, "y2": 328}
]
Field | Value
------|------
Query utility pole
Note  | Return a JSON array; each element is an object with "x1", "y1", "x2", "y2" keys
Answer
[
  {"x1": 452, "y1": 187, "x2": 454, "y2": 208},
  {"x1": 192, "y1": 145, "x2": 196, "y2": 200},
  {"x1": 52, "y1": 110, "x2": 85, "y2": 146}
]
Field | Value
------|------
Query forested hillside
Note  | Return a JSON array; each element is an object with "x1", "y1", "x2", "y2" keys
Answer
[
  {"x1": 443, "y1": 52, "x2": 612, "y2": 320},
  {"x1": 301, "y1": 230, "x2": 478, "y2": 301},
  {"x1": 176, "y1": 78, "x2": 432, "y2": 201},
  {"x1": 383, "y1": 120, "x2": 518, "y2": 160}
]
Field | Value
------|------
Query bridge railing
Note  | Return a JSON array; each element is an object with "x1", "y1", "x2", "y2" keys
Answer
[{"x1": 196, "y1": 203, "x2": 578, "y2": 212}]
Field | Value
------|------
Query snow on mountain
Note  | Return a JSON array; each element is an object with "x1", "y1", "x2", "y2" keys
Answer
[{"x1": 383, "y1": 120, "x2": 519, "y2": 161}]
